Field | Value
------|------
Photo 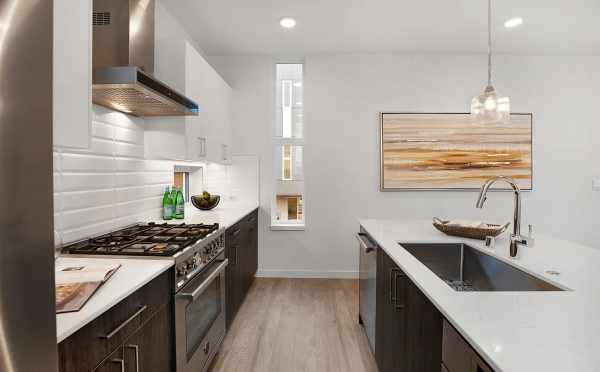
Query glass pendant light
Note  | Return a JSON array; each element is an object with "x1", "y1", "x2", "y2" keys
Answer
[{"x1": 471, "y1": 0, "x2": 510, "y2": 123}]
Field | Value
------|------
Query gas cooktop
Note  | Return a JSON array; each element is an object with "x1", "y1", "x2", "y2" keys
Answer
[{"x1": 63, "y1": 222, "x2": 220, "y2": 257}]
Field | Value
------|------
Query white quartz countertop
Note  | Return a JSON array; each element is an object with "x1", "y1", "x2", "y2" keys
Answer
[
  {"x1": 150, "y1": 202, "x2": 259, "y2": 229},
  {"x1": 359, "y1": 219, "x2": 600, "y2": 372},
  {"x1": 55, "y1": 257, "x2": 173, "y2": 343}
]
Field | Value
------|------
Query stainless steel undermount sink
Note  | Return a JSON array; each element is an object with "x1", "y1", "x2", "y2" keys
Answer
[{"x1": 399, "y1": 243, "x2": 564, "y2": 292}]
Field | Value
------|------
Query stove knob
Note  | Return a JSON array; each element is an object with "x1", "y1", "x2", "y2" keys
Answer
[{"x1": 177, "y1": 267, "x2": 187, "y2": 277}]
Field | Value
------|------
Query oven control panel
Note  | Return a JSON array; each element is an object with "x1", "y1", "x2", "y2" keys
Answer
[{"x1": 175, "y1": 232, "x2": 225, "y2": 289}]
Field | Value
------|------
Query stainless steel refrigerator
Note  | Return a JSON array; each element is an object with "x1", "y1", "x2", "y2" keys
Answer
[{"x1": 0, "y1": 0, "x2": 58, "y2": 371}]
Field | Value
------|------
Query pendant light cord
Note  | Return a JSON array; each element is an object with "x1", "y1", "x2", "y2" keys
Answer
[{"x1": 488, "y1": 0, "x2": 492, "y2": 87}]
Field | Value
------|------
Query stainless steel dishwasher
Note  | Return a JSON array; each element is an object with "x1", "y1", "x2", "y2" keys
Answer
[{"x1": 357, "y1": 230, "x2": 377, "y2": 353}]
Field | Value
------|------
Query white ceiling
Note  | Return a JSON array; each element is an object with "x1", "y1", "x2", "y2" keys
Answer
[{"x1": 162, "y1": 0, "x2": 600, "y2": 56}]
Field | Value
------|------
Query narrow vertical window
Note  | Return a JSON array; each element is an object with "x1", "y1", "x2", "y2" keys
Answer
[{"x1": 273, "y1": 63, "x2": 304, "y2": 229}]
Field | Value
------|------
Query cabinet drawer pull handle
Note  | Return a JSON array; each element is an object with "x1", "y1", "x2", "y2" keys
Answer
[
  {"x1": 394, "y1": 272, "x2": 407, "y2": 310},
  {"x1": 389, "y1": 269, "x2": 397, "y2": 304},
  {"x1": 102, "y1": 305, "x2": 147, "y2": 340},
  {"x1": 111, "y1": 358, "x2": 125, "y2": 372},
  {"x1": 232, "y1": 228, "x2": 241, "y2": 237},
  {"x1": 127, "y1": 344, "x2": 140, "y2": 372}
]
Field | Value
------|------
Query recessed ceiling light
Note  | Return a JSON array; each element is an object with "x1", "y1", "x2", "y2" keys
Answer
[
  {"x1": 280, "y1": 17, "x2": 296, "y2": 29},
  {"x1": 504, "y1": 17, "x2": 523, "y2": 29}
]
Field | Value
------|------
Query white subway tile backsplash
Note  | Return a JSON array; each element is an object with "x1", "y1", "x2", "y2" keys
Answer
[
  {"x1": 52, "y1": 106, "x2": 256, "y2": 246},
  {"x1": 144, "y1": 172, "x2": 173, "y2": 185},
  {"x1": 53, "y1": 153, "x2": 61, "y2": 171},
  {"x1": 86, "y1": 138, "x2": 115, "y2": 156},
  {"x1": 114, "y1": 126, "x2": 143, "y2": 144},
  {"x1": 61, "y1": 154, "x2": 114, "y2": 172},
  {"x1": 62, "y1": 205, "x2": 114, "y2": 230},
  {"x1": 61, "y1": 173, "x2": 115, "y2": 191},
  {"x1": 94, "y1": 106, "x2": 143, "y2": 129},
  {"x1": 61, "y1": 219, "x2": 117, "y2": 245},
  {"x1": 114, "y1": 142, "x2": 144, "y2": 158},
  {"x1": 54, "y1": 193, "x2": 63, "y2": 212},
  {"x1": 92, "y1": 122, "x2": 115, "y2": 140},
  {"x1": 54, "y1": 105, "x2": 179, "y2": 245},
  {"x1": 54, "y1": 173, "x2": 62, "y2": 192},
  {"x1": 144, "y1": 160, "x2": 174, "y2": 172},
  {"x1": 115, "y1": 173, "x2": 145, "y2": 188},
  {"x1": 117, "y1": 185, "x2": 165, "y2": 203},
  {"x1": 115, "y1": 158, "x2": 145, "y2": 172},
  {"x1": 115, "y1": 197, "x2": 161, "y2": 216},
  {"x1": 62, "y1": 189, "x2": 114, "y2": 210},
  {"x1": 54, "y1": 212, "x2": 63, "y2": 230}
]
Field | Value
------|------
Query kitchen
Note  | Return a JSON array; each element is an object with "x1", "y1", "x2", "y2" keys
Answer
[{"x1": 1, "y1": 1, "x2": 599, "y2": 372}]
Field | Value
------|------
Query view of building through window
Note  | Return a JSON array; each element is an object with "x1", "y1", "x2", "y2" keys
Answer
[
  {"x1": 275, "y1": 195, "x2": 303, "y2": 222},
  {"x1": 273, "y1": 63, "x2": 304, "y2": 227}
]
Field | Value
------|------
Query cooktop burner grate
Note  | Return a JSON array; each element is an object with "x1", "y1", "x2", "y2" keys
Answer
[{"x1": 63, "y1": 222, "x2": 219, "y2": 257}]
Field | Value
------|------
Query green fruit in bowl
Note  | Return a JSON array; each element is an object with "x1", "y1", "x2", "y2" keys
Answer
[{"x1": 191, "y1": 193, "x2": 221, "y2": 210}]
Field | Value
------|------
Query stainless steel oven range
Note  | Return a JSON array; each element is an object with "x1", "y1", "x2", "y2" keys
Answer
[
  {"x1": 63, "y1": 222, "x2": 228, "y2": 372},
  {"x1": 175, "y1": 249, "x2": 227, "y2": 372}
]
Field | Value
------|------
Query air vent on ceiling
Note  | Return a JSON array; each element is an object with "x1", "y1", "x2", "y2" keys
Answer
[{"x1": 93, "y1": 11, "x2": 111, "y2": 26}]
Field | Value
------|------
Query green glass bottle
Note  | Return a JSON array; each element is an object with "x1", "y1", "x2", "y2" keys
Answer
[
  {"x1": 170, "y1": 186, "x2": 179, "y2": 218},
  {"x1": 162, "y1": 186, "x2": 174, "y2": 220},
  {"x1": 175, "y1": 187, "x2": 185, "y2": 219}
]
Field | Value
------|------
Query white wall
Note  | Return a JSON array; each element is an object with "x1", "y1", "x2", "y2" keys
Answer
[{"x1": 209, "y1": 53, "x2": 600, "y2": 278}]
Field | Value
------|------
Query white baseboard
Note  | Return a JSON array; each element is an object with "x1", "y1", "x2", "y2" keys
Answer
[{"x1": 255, "y1": 270, "x2": 359, "y2": 279}]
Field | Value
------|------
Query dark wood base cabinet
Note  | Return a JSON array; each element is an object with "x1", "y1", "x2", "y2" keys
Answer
[
  {"x1": 375, "y1": 249, "x2": 443, "y2": 372},
  {"x1": 225, "y1": 209, "x2": 258, "y2": 328},
  {"x1": 442, "y1": 320, "x2": 494, "y2": 372},
  {"x1": 373, "y1": 247, "x2": 496, "y2": 372},
  {"x1": 59, "y1": 270, "x2": 174, "y2": 372}
]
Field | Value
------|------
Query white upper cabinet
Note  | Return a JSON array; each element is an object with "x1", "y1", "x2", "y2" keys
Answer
[
  {"x1": 184, "y1": 42, "x2": 233, "y2": 164},
  {"x1": 53, "y1": 0, "x2": 92, "y2": 149},
  {"x1": 146, "y1": 39, "x2": 232, "y2": 164}
]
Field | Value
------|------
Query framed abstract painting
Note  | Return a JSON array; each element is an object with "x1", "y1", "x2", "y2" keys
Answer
[{"x1": 380, "y1": 113, "x2": 533, "y2": 191}]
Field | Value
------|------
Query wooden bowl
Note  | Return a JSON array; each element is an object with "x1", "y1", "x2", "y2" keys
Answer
[
  {"x1": 191, "y1": 195, "x2": 220, "y2": 210},
  {"x1": 432, "y1": 217, "x2": 509, "y2": 240}
]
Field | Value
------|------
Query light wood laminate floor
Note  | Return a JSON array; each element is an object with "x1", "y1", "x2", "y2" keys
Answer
[{"x1": 209, "y1": 278, "x2": 378, "y2": 372}]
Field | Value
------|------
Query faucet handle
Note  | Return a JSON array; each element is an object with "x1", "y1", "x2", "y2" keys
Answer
[
  {"x1": 512, "y1": 227, "x2": 535, "y2": 248},
  {"x1": 528, "y1": 224, "x2": 533, "y2": 238},
  {"x1": 485, "y1": 236, "x2": 495, "y2": 250}
]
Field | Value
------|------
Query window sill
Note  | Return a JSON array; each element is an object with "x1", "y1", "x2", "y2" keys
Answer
[{"x1": 270, "y1": 224, "x2": 305, "y2": 231}]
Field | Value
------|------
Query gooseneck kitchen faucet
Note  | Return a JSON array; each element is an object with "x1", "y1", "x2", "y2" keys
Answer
[{"x1": 476, "y1": 176, "x2": 533, "y2": 257}]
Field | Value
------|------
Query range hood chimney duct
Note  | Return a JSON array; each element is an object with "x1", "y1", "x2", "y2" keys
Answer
[{"x1": 92, "y1": 0, "x2": 198, "y2": 116}]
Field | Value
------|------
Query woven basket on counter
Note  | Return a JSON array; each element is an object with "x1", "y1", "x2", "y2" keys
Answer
[{"x1": 432, "y1": 217, "x2": 510, "y2": 240}]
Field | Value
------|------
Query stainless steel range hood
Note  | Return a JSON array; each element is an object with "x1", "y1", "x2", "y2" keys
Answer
[{"x1": 92, "y1": 0, "x2": 198, "y2": 116}]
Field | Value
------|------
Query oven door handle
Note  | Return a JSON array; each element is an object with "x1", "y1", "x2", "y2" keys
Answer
[{"x1": 176, "y1": 259, "x2": 229, "y2": 302}]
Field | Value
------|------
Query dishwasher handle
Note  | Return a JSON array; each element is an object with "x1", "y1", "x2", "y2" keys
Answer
[{"x1": 356, "y1": 233, "x2": 376, "y2": 253}]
